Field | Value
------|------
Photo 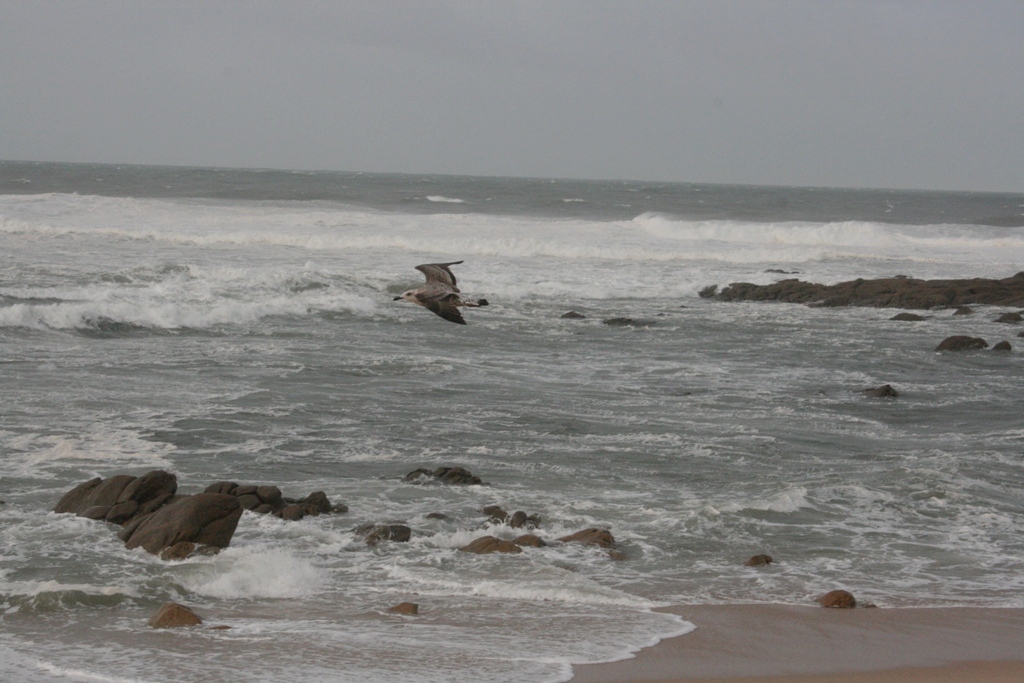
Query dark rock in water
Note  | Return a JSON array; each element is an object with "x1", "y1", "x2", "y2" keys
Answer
[
  {"x1": 698, "y1": 285, "x2": 718, "y2": 299},
  {"x1": 298, "y1": 491, "x2": 332, "y2": 515},
  {"x1": 425, "y1": 512, "x2": 449, "y2": 520},
  {"x1": 513, "y1": 534, "x2": 547, "y2": 548},
  {"x1": 80, "y1": 505, "x2": 111, "y2": 520},
  {"x1": 280, "y1": 504, "x2": 305, "y2": 521},
  {"x1": 403, "y1": 468, "x2": 433, "y2": 483},
  {"x1": 237, "y1": 494, "x2": 261, "y2": 510},
  {"x1": 890, "y1": 312, "x2": 929, "y2": 321},
  {"x1": 861, "y1": 384, "x2": 899, "y2": 398},
  {"x1": 602, "y1": 317, "x2": 654, "y2": 327},
  {"x1": 765, "y1": 269, "x2": 800, "y2": 274},
  {"x1": 744, "y1": 554, "x2": 774, "y2": 567},
  {"x1": 388, "y1": 602, "x2": 419, "y2": 615},
  {"x1": 149, "y1": 602, "x2": 203, "y2": 628},
  {"x1": 483, "y1": 505, "x2": 509, "y2": 523},
  {"x1": 256, "y1": 486, "x2": 283, "y2": 505},
  {"x1": 405, "y1": 467, "x2": 486, "y2": 486},
  {"x1": 995, "y1": 312, "x2": 1023, "y2": 323},
  {"x1": 356, "y1": 523, "x2": 412, "y2": 545},
  {"x1": 434, "y1": 467, "x2": 483, "y2": 485},
  {"x1": 992, "y1": 341, "x2": 1013, "y2": 352},
  {"x1": 123, "y1": 493, "x2": 243, "y2": 555},
  {"x1": 1018, "y1": 331, "x2": 1024, "y2": 338},
  {"x1": 558, "y1": 528, "x2": 616, "y2": 549},
  {"x1": 54, "y1": 470, "x2": 178, "y2": 526},
  {"x1": 159, "y1": 541, "x2": 196, "y2": 561},
  {"x1": 105, "y1": 500, "x2": 140, "y2": 524},
  {"x1": 935, "y1": 335, "x2": 989, "y2": 351},
  {"x1": 459, "y1": 535, "x2": 522, "y2": 554},
  {"x1": 561, "y1": 311, "x2": 586, "y2": 319},
  {"x1": 952, "y1": 306, "x2": 975, "y2": 316},
  {"x1": 705, "y1": 272, "x2": 1024, "y2": 309},
  {"x1": 817, "y1": 589, "x2": 857, "y2": 608}
]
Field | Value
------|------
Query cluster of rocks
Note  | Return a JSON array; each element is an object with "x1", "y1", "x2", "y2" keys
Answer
[
  {"x1": 699, "y1": 272, "x2": 1024, "y2": 309},
  {"x1": 458, "y1": 527, "x2": 620, "y2": 558},
  {"x1": 403, "y1": 466, "x2": 487, "y2": 486},
  {"x1": 935, "y1": 335, "x2": 1014, "y2": 352},
  {"x1": 203, "y1": 481, "x2": 346, "y2": 520},
  {"x1": 53, "y1": 470, "x2": 344, "y2": 558}
]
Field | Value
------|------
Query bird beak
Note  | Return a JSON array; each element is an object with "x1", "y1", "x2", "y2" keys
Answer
[{"x1": 393, "y1": 296, "x2": 402, "y2": 301}]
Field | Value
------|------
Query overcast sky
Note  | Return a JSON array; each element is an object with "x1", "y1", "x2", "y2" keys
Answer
[{"x1": 1, "y1": 1, "x2": 1022, "y2": 192}]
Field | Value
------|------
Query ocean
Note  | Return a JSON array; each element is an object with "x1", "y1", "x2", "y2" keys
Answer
[{"x1": 1, "y1": 160, "x2": 1023, "y2": 683}]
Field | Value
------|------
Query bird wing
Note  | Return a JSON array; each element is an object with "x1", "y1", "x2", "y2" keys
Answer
[
  {"x1": 422, "y1": 295, "x2": 467, "y2": 325},
  {"x1": 415, "y1": 261, "x2": 463, "y2": 288}
]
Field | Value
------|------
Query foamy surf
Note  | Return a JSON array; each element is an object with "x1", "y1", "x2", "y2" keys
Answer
[{"x1": 3, "y1": 164, "x2": 1023, "y2": 683}]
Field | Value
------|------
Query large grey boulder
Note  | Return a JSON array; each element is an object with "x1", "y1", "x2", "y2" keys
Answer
[{"x1": 122, "y1": 493, "x2": 242, "y2": 555}]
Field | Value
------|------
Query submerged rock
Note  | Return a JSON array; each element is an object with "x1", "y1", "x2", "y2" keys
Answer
[
  {"x1": 513, "y1": 534, "x2": 547, "y2": 547},
  {"x1": 459, "y1": 536, "x2": 523, "y2": 554},
  {"x1": 561, "y1": 311, "x2": 586, "y2": 319},
  {"x1": 404, "y1": 467, "x2": 486, "y2": 486},
  {"x1": 861, "y1": 384, "x2": 899, "y2": 398},
  {"x1": 602, "y1": 317, "x2": 655, "y2": 327},
  {"x1": 890, "y1": 312, "x2": 929, "y2": 321},
  {"x1": 935, "y1": 335, "x2": 989, "y2": 351},
  {"x1": 995, "y1": 312, "x2": 1023, "y2": 323},
  {"x1": 149, "y1": 602, "x2": 203, "y2": 628},
  {"x1": 992, "y1": 341, "x2": 1013, "y2": 352},
  {"x1": 388, "y1": 602, "x2": 419, "y2": 615},
  {"x1": 744, "y1": 554, "x2": 774, "y2": 567},
  {"x1": 356, "y1": 523, "x2": 412, "y2": 545},
  {"x1": 558, "y1": 528, "x2": 616, "y2": 549}
]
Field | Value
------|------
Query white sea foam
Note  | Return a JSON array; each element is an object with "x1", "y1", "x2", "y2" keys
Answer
[{"x1": 179, "y1": 546, "x2": 325, "y2": 599}]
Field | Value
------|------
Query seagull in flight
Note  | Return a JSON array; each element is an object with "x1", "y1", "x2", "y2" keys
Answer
[{"x1": 393, "y1": 261, "x2": 489, "y2": 325}]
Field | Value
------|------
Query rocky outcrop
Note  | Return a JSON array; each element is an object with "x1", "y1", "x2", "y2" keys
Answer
[
  {"x1": 817, "y1": 589, "x2": 857, "y2": 608},
  {"x1": 403, "y1": 467, "x2": 486, "y2": 486},
  {"x1": 992, "y1": 341, "x2": 1013, "y2": 352},
  {"x1": 459, "y1": 535, "x2": 523, "y2": 554},
  {"x1": 701, "y1": 272, "x2": 1024, "y2": 309},
  {"x1": 935, "y1": 336, "x2": 988, "y2": 351},
  {"x1": 149, "y1": 602, "x2": 203, "y2": 628},
  {"x1": 54, "y1": 470, "x2": 177, "y2": 526},
  {"x1": 121, "y1": 493, "x2": 243, "y2": 555},
  {"x1": 203, "y1": 482, "x2": 346, "y2": 520}
]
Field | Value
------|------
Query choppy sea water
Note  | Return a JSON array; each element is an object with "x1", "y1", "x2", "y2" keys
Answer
[{"x1": 1, "y1": 162, "x2": 1023, "y2": 683}]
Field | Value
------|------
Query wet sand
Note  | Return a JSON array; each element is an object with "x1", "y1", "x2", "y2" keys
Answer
[{"x1": 570, "y1": 604, "x2": 1024, "y2": 683}]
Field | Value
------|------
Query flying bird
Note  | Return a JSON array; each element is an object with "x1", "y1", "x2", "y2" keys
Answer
[{"x1": 393, "y1": 261, "x2": 489, "y2": 325}]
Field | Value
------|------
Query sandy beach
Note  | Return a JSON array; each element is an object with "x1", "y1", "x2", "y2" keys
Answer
[{"x1": 570, "y1": 605, "x2": 1024, "y2": 683}]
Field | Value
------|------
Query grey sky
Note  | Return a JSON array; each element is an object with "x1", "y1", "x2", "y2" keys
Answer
[{"x1": 1, "y1": 1, "x2": 1022, "y2": 192}]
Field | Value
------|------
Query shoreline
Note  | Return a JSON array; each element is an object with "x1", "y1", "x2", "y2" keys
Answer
[{"x1": 570, "y1": 604, "x2": 1024, "y2": 683}]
